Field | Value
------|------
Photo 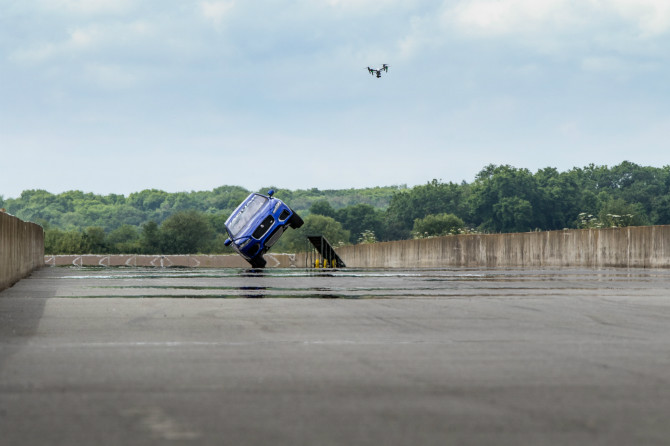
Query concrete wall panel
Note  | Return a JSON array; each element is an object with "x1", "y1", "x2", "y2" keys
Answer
[
  {"x1": 0, "y1": 212, "x2": 44, "y2": 291},
  {"x1": 337, "y1": 226, "x2": 670, "y2": 269},
  {"x1": 44, "y1": 253, "x2": 308, "y2": 269},
  {"x1": 30, "y1": 226, "x2": 670, "y2": 270}
]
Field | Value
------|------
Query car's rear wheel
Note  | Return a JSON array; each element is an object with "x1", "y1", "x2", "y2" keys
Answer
[{"x1": 289, "y1": 211, "x2": 304, "y2": 229}]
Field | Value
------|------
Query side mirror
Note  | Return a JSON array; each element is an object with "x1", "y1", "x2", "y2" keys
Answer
[
  {"x1": 267, "y1": 189, "x2": 275, "y2": 197},
  {"x1": 224, "y1": 238, "x2": 232, "y2": 247}
]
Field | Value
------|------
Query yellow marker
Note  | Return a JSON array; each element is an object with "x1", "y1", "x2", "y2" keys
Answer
[{"x1": 315, "y1": 259, "x2": 320, "y2": 268}]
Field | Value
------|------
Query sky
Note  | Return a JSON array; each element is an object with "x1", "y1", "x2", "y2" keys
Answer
[{"x1": 2, "y1": 0, "x2": 669, "y2": 199}]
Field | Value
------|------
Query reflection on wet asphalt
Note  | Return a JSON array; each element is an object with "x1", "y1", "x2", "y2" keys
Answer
[{"x1": 45, "y1": 266, "x2": 670, "y2": 299}]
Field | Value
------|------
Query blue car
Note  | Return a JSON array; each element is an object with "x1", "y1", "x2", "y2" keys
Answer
[{"x1": 224, "y1": 190, "x2": 304, "y2": 268}]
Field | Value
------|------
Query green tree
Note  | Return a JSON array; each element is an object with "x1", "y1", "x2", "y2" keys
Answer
[
  {"x1": 357, "y1": 229, "x2": 377, "y2": 244},
  {"x1": 8, "y1": 162, "x2": 670, "y2": 245},
  {"x1": 45, "y1": 229, "x2": 84, "y2": 254},
  {"x1": 385, "y1": 190, "x2": 414, "y2": 240},
  {"x1": 385, "y1": 180, "x2": 469, "y2": 240},
  {"x1": 493, "y1": 197, "x2": 533, "y2": 233},
  {"x1": 336, "y1": 204, "x2": 385, "y2": 243},
  {"x1": 206, "y1": 213, "x2": 229, "y2": 235},
  {"x1": 598, "y1": 198, "x2": 648, "y2": 228},
  {"x1": 651, "y1": 195, "x2": 670, "y2": 225},
  {"x1": 275, "y1": 215, "x2": 350, "y2": 253},
  {"x1": 535, "y1": 167, "x2": 584, "y2": 230},
  {"x1": 140, "y1": 221, "x2": 161, "y2": 254},
  {"x1": 82, "y1": 227, "x2": 108, "y2": 253},
  {"x1": 159, "y1": 210, "x2": 215, "y2": 254},
  {"x1": 310, "y1": 200, "x2": 337, "y2": 218},
  {"x1": 468, "y1": 165, "x2": 540, "y2": 232},
  {"x1": 128, "y1": 189, "x2": 169, "y2": 212},
  {"x1": 610, "y1": 162, "x2": 667, "y2": 219},
  {"x1": 413, "y1": 213, "x2": 465, "y2": 238},
  {"x1": 107, "y1": 225, "x2": 141, "y2": 254},
  {"x1": 207, "y1": 186, "x2": 250, "y2": 211},
  {"x1": 44, "y1": 228, "x2": 65, "y2": 255}
]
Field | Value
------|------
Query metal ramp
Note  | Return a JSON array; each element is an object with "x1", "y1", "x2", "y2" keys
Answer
[{"x1": 306, "y1": 235, "x2": 346, "y2": 268}]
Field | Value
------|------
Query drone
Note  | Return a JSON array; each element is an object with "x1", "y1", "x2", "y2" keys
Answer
[{"x1": 367, "y1": 64, "x2": 389, "y2": 78}]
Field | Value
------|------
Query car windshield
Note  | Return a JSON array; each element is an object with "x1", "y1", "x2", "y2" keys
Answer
[{"x1": 227, "y1": 194, "x2": 268, "y2": 237}]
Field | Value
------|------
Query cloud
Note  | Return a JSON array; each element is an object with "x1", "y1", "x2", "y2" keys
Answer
[
  {"x1": 606, "y1": 0, "x2": 670, "y2": 36},
  {"x1": 199, "y1": 1, "x2": 235, "y2": 26},
  {"x1": 581, "y1": 56, "x2": 625, "y2": 73},
  {"x1": 448, "y1": 0, "x2": 577, "y2": 35},
  {"x1": 10, "y1": 28, "x2": 98, "y2": 63},
  {"x1": 2, "y1": 0, "x2": 669, "y2": 199},
  {"x1": 446, "y1": 0, "x2": 670, "y2": 37},
  {"x1": 11, "y1": 21, "x2": 156, "y2": 64},
  {"x1": 37, "y1": 0, "x2": 134, "y2": 15},
  {"x1": 83, "y1": 63, "x2": 142, "y2": 89},
  {"x1": 386, "y1": 0, "x2": 670, "y2": 65},
  {"x1": 324, "y1": 0, "x2": 403, "y2": 12}
]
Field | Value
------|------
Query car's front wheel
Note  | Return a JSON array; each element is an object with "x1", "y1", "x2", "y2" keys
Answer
[{"x1": 248, "y1": 256, "x2": 267, "y2": 268}]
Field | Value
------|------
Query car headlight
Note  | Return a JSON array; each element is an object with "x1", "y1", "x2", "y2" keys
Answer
[
  {"x1": 273, "y1": 201, "x2": 282, "y2": 213},
  {"x1": 239, "y1": 239, "x2": 251, "y2": 249}
]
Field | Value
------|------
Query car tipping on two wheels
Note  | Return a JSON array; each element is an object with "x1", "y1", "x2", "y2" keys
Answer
[{"x1": 224, "y1": 190, "x2": 304, "y2": 268}]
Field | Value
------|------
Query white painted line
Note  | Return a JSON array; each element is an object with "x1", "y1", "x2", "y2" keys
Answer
[
  {"x1": 32, "y1": 340, "x2": 444, "y2": 348},
  {"x1": 266, "y1": 254, "x2": 280, "y2": 267}
]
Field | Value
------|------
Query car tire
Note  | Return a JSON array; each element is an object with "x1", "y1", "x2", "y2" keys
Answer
[
  {"x1": 249, "y1": 256, "x2": 267, "y2": 268},
  {"x1": 289, "y1": 211, "x2": 304, "y2": 229}
]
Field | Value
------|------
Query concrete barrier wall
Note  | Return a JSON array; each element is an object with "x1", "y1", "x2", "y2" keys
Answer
[
  {"x1": 1, "y1": 212, "x2": 44, "y2": 291},
  {"x1": 337, "y1": 226, "x2": 670, "y2": 269},
  {"x1": 45, "y1": 253, "x2": 310, "y2": 268},
  {"x1": 39, "y1": 226, "x2": 670, "y2": 270}
]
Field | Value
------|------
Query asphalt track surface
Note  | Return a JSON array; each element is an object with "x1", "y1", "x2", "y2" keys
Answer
[{"x1": 1, "y1": 266, "x2": 670, "y2": 445}]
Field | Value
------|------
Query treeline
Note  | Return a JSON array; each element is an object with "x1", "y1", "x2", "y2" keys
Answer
[
  {"x1": 1, "y1": 185, "x2": 401, "y2": 255},
  {"x1": 0, "y1": 185, "x2": 400, "y2": 232},
  {"x1": 43, "y1": 211, "x2": 229, "y2": 255},
  {"x1": 383, "y1": 162, "x2": 670, "y2": 240},
  {"x1": 3, "y1": 162, "x2": 670, "y2": 255}
]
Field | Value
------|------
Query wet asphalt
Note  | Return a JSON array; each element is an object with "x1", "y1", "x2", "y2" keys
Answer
[{"x1": 1, "y1": 266, "x2": 670, "y2": 445}]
